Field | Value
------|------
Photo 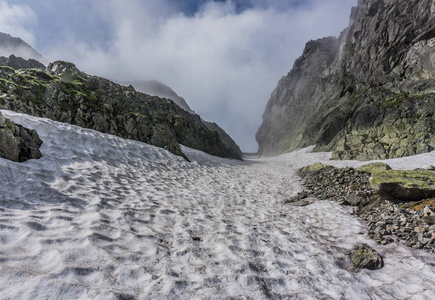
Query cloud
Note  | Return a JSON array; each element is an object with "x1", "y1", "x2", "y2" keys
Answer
[
  {"x1": 0, "y1": 1, "x2": 36, "y2": 46},
  {"x1": 42, "y1": 0, "x2": 357, "y2": 152}
]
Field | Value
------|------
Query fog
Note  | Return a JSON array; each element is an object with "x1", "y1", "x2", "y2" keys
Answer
[{"x1": 0, "y1": 0, "x2": 357, "y2": 152}]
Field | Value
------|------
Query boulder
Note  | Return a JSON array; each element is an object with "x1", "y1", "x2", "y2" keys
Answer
[
  {"x1": 423, "y1": 206, "x2": 435, "y2": 225},
  {"x1": 300, "y1": 162, "x2": 334, "y2": 174},
  {"x1": 350, "y1": 244, "x2": 384, "y2": 270},
  {"x1": 356, "y1": 162, "x2": 391, "y2": 174},
  {"x1": 370, "y1": 169, "x2": 435, "y2": 201},
  {"x1": 0, "y1": 111, "x2": 43, "y2": 162}
]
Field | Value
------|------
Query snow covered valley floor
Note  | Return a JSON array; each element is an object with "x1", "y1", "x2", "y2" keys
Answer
[{"x1": 1, "y1": 110, "x2": 435, "y2": 300}]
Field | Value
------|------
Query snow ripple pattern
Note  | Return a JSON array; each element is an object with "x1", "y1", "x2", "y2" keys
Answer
[{"x1": 0, "y1": 110, "x2": 434, "y2": 299}]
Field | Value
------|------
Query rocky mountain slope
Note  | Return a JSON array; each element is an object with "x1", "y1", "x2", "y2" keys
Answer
[
  {"x1": 0, "y1": 61, "x2": 242, "y2": 160},
  {"x1": 128, "y1": 80, "x2": 243, "y2": 159},
  {"x1": 257, "y1": 0, "x2": 435, "y2": 160},
  {"x1": 128, "y1": 80, "x2": 194, "y2": 114},
  {"x1": 0, "y1": 32, "x2": 44, "y2": 61}
]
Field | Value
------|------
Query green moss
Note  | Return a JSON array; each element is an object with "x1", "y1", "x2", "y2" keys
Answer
[
  {"x1": 300, "y1": 162, "x2": 334, "y2": 173},
  {"x1": 370, "y1": 169, "x2": 435, "y2": 190},
  {"x1": 356, "y1": 162, "x2": 392, "y2": 174}
]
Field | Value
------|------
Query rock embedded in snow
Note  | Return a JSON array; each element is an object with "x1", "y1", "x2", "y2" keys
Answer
[
  {"x1": 0, "y1": 111, "x2": 42, "y2": 162},
  {"x1": 350, "y1": 244, "x2": 384, "y2": 270}
]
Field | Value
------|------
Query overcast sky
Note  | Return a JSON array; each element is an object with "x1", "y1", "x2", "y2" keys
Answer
[{"x1": 0, "y1": 0, "x2": 357, "y2": 152}]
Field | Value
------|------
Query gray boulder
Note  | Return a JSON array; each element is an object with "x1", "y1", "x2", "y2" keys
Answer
[
  {"x1": 0, "y1": 111, "x2": 42, "y2": 162},
  {"x1": 350, "y1": 244, "x2": 384, "y2": 270}
]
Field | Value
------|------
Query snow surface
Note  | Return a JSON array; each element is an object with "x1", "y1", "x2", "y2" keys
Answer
[{"x1": 1, "y1": 110, "x2": 435, "y2": 299}]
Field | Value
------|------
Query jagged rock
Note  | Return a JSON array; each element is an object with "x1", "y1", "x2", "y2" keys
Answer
[
  {"x1": 356, "y1": 162, "x2": 392, "y2": 174},
  {"x1": 0, "y1": 61, "x2": 242, "y2": 160},
  {"x1": 257, "y1": 0, "x2": 435, "y2": 160},
  {"x1": 0, "y1": 55, "x2": 45, "y2": 70},
  {"x1": 423, "y1": 206, "x2": 435, "y2": 225},
  {"x1": 350, "y1": 244, "x2": 384, "y2": 270},
  {"x1": 0, "y1": 111, "x2": 42, "y2": 162},
  {"x1": 370, "y1": 169, "x2": 435, "y2": 201}
]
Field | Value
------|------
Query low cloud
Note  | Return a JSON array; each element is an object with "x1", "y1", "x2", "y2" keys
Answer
[
  {"x1": 0, "y1": 1, "x2": 36, "y2": 46},
  {"x1": 9, "y1": 0, "x2": 358, "y2": 152}
]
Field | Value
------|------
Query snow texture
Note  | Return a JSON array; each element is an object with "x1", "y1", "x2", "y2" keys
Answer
[{"x1": 0, "y1": 110, "x2": 434, "y2": 299}]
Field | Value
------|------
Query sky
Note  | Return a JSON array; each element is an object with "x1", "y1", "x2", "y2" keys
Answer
[{"x1": 0, "y1": 0, "x2": 357, "y2": 152}]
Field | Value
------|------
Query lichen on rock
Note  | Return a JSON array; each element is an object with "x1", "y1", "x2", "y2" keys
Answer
[
  {"x1": 350, "y1": 244, "x2": 384, "y2": 270},
  {"x1": 370, "y1": 169, "x2": 435, "y2": 201}
]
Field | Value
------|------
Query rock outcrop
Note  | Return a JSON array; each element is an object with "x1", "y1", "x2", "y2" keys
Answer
[
  {"x1": 0, "y1": 55, "x2": 45, "y2": 70},
  {"x1": 257, "y1": 0, "x2": 435, "y2": 160},
  {"x1": 0, "y1": 61, "x2": 242, "y2": 160},
  {"x1": 0, "y1": 111, "x2": 42, "y2": 162}
]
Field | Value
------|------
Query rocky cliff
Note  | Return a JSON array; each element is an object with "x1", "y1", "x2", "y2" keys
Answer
[
  {"x1": 0, "y1": 61, "x2": 242, "y2": 160},
  {"x1": 257, "y1": 0, "x2": 435, "y2": 160}
]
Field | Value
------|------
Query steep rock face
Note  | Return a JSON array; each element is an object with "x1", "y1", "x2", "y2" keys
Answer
[
  {"x1": 0, "y1": 61, "x2": 242, "y2": 160},
  {"x1": 256, "y1": 37, "x2": 341, "y2": 155},
  {"x1": 257, "y1": 0, "x2": 435, "y2": 160},
  {"x1": 0, "y1": 111, "x2": 42, "y2": 162}
]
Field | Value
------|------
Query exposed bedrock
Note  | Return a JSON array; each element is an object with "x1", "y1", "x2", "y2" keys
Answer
[{"x1": 257, "y1": 0, "x2": 435, "y2": 160}]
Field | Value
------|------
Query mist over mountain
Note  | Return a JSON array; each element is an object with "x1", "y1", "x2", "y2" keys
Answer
[{"x1": 0, "y1": 32, "x2": 44, "y2": 62}]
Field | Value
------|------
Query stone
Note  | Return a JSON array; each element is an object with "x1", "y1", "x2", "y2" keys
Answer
[
  {"x1": 414, "y1": 227, "x2": 426, "y2": 233},
  {"x1": 344, "y1": 194, "x2": 366, "y2": 206},
  {"x1": 350, "y1": 244, "x2": 384, "y2": 270},
  {"x1": 423, "y1": 206, "x2": 435, "y2": 225}
]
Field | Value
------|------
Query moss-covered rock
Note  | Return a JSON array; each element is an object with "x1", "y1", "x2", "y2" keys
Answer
[
  {"x1": 350, "y1": 244, "x2": 384, "y2": 270},
  {"x1": 300, "y1": 162, "x2": 334, "y2": 173},
  {"x1": 370, "y1": 169, "x2": 435, "y2": 201},
  {"x1": 356, "y1": 162, "x2": 392, "y2": 174}
]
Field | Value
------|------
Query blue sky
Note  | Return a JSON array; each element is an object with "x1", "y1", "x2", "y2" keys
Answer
[{"x1": 0, "y1": 0, "x2": 357, "y2": 152}]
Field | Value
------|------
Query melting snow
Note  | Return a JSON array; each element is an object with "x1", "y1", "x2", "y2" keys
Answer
[{"x1": 0, "y1": 110, "x2": 434, "y2": 299}]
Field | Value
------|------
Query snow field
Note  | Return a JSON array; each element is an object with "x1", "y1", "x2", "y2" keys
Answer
[{"x1": 0, "y1": 110, "x2": 434, "y2": 299}]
